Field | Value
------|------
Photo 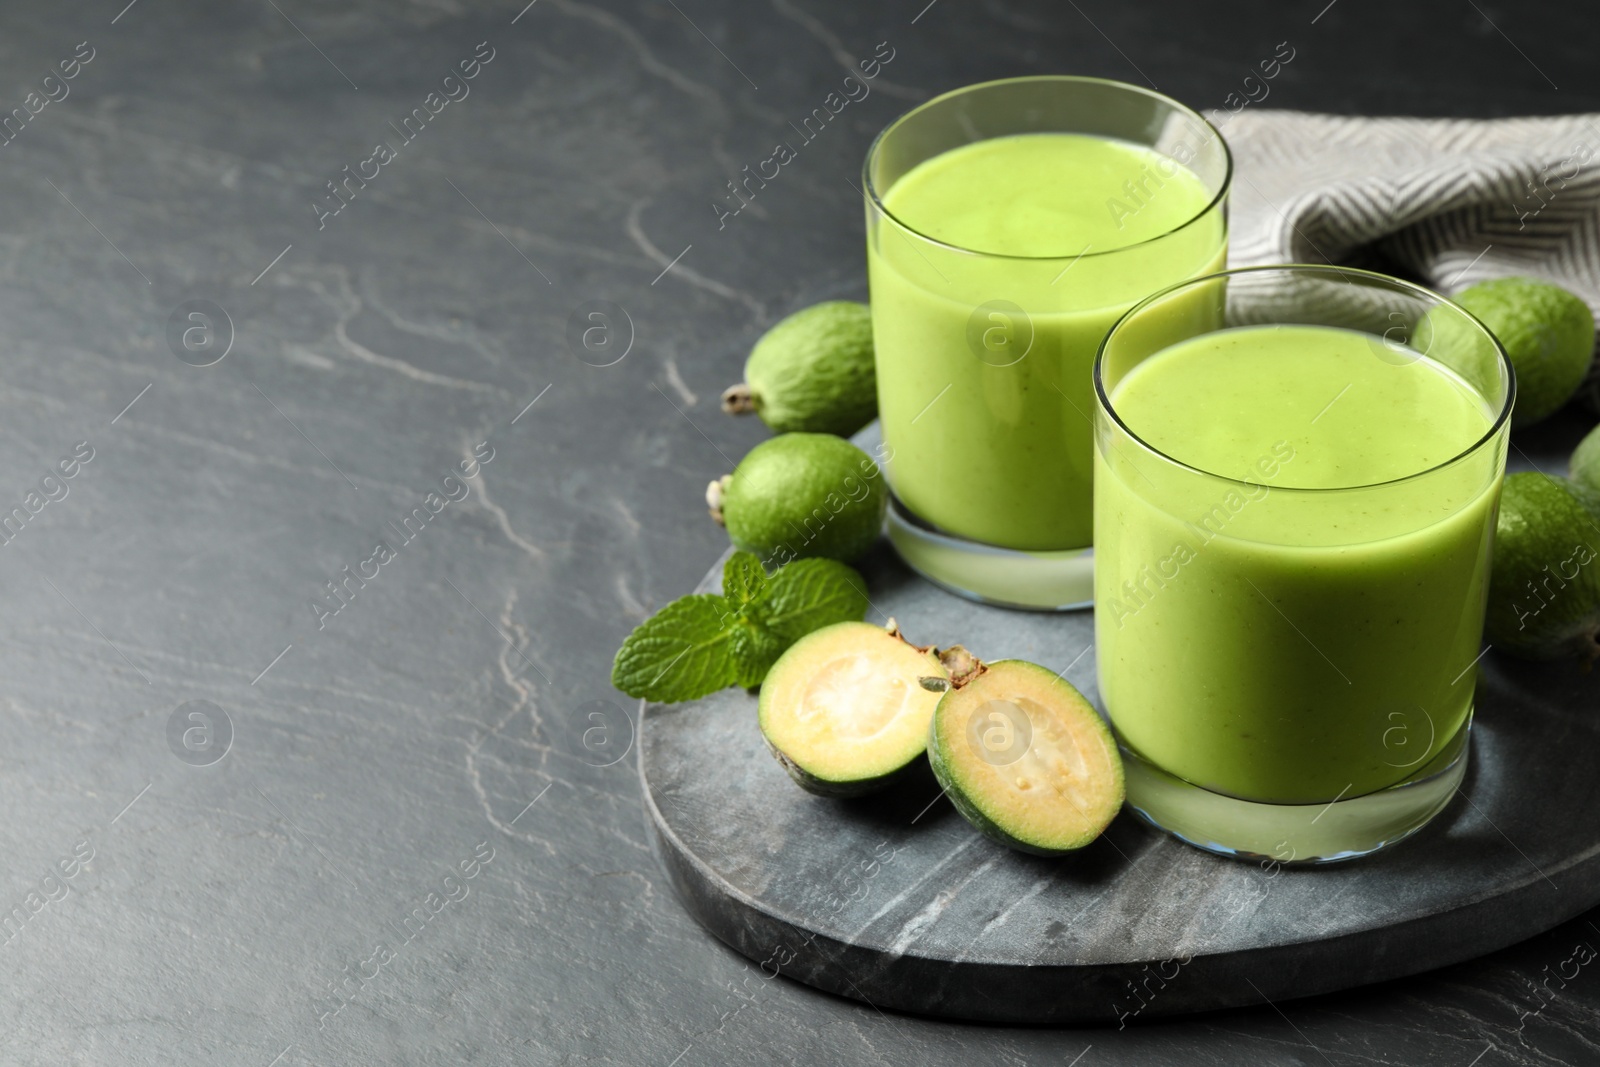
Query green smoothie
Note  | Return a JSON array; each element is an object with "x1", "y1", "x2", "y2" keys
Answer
[
  {"x1": 1095, "y1": 324, "x2": 1501, "y2": 804},
  {"x1": 868, "y1": 132, "x2": 1225, "y2": 551}
]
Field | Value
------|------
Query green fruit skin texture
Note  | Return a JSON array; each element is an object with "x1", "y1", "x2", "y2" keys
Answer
[
  {"x1": 1573, "y1": 423, "x2": 1600, "y2": 494},
  {"x1": 724, "y1": 433, "x2": 887, "y2": 565},
  {"x1": 1455, "y1": 278, "x2": 1595, "y2": 427},
  {"x1": 1485, "y1": 472, "x2": 1600, "y2": 659},
  {"x1": 927, "y1": 660, "x2": 1124, "y2": 858},
  {"x1": 745, "y1": 301, "x2": 877, "y2": 437}
]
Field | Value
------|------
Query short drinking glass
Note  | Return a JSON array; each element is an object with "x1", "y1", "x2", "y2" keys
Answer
[
  {"x1": 1093, "y1": 265, "x2": 1513, "y2": 863},
  {"x1": 864, "y1": 76, "x2": 1231, "y2": 610}
]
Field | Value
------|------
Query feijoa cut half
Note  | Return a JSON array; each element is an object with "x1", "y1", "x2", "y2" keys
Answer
[
  {"x1": 759, "y1": 620, "x2": 949, "y2": 797},
  {"x1": 928, "y1": 658, "x2": 1124, "y2": 855}
]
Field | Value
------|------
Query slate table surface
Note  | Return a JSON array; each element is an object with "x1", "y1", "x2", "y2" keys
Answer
[{"x1": 1, "y1": 0, "x2": 1596, "y2": 1064}]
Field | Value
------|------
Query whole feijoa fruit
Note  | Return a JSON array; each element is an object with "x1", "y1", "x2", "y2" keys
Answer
[
  {"x1": 707, "y1": 433, "x2": 886, "y2": 564},
  {"x1": 1485, "y1": 471, "x2": 1600, "y2": 661},
  {"x1": 1453, "y1": 278, "x2": 1594, "y2": 427},
  {"x1": 1572, "y1": 422, "x2": 1600, "y2": 494},
  {"x1": 722, "y1": 301, "x2": 877, "y2": 437}
]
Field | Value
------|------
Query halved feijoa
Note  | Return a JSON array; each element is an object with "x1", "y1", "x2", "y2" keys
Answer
[
  {"x1": 759, "y1": 620, "x2": 948, "y2": 797},
  {"x1": 928, "y1": 659, "x2": 1124, "y2": 855}
]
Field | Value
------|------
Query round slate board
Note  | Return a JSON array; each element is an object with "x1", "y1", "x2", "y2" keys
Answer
[{"x1": 638, "y1": 433, "x2": 1600, "y2": 1024}]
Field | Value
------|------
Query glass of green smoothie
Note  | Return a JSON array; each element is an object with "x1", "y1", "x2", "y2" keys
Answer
[
  {"x1": 863, "y1": 76, "x2": 1231, "y2": 610},
  {"x1": 1094, "y1": 265, "x2": 1514, "y2": 863}
]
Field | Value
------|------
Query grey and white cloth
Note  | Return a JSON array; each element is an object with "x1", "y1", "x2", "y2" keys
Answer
[{"x1": 1222, "y1": 109, "x2": 1600, "y2": 402}]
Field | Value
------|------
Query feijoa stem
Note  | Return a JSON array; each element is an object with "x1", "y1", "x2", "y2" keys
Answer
[
  {"x1": 885, "y1": 618, "x2": 985, "y2": 688},
  {"x1": 886, "y1": 617, "x2": 927, "y2": 651},
  {"x1": 705, "y1": 475, "x2": 732, "y2": 526},
  {"x1": 721, "y1": 384, "x2": 758, "y2": 416},
  {"x1": 938, "y1": 645, "x2": 986, "y2": 689}
]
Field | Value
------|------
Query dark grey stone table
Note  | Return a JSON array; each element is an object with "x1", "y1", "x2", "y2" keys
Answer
[{"x1": 2, "y1": 0, "x2": 1597, "y2": 1064}]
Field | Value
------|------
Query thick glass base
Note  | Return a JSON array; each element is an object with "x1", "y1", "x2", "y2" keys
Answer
[
  {"x1": 884, "y1": 495, "x2": 1094, "y2": 611},
  {"x1": 1120, "y1": 714, "x2": 1471, "y2": 865}
]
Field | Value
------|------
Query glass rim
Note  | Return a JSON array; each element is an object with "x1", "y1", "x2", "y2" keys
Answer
[
  {"x1": 861, "y1": 74, "x2": 1234, "y2": 263},
  {"x1": 1092, "y1": 263, "x2": 1517, "y2": 495}
]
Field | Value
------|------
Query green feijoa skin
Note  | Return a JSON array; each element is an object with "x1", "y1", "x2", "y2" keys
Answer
[
  {"x1": 1485, "y1": 471, "x2": 1600, "y2": 662},
  {"x1": 1418, "y1": 277, "x2": 1594, "y2": 427},
  {"x1": 928, "y1": 658, "x2": 1124, "y2": 857},
  {"x1": 721, "y1": 301, "x2": 877, "y2": 437},
  {"x1": 707, "y1": 433, "x2": 887, "y2": 564},
  {"x1": 1573, "y1": 423, "x2": 1600, "y2": 494},
  {"x1": 758, "y1": 620, "x2": 948, "y2": 798}
]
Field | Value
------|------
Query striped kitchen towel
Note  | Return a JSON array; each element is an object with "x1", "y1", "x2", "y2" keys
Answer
[{"x1": 1222, "y1": 109, "x2": 1600, "y2": 404}]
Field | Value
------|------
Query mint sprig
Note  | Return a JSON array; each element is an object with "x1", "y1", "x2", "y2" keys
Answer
[
  {"x1": 763, "y1": 558, "x2": 872, "y2": 643},
  {"x1": 611, "y1": 551, "x2": 870, "y2": 703},
  {"x1": 721, "y1": 551, "x2": 768, "y2": 607}
]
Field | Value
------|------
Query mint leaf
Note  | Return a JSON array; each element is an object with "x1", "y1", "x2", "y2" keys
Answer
[
  {"x1": 764, "y1": 558, "x2": 871, "y2": 642},
  {"x1": 721, "y1": 551, "x2": 768, "y2": 608},
  {"x1": 728, "y1": 618, "x2": 786, "y2": 688},
  {"x1": 611, "y1": 594, "x2": 738, "y2": 702},
  {"x1": 611, "y1": 556, "x2": 871, "y2": 703}
]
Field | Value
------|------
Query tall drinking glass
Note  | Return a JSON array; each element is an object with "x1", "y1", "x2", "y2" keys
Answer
[
  {"x1": 864, "y1": 76, "x2": 1230, "y2": 609},
  {"x1": 1094, "y1": 265, "x2": 1514, "y2": 862}
]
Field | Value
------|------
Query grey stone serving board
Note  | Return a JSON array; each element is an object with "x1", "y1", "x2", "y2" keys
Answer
[{"x1": 638, "y1": 441, "x2": 1600, "y2": 1025}]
